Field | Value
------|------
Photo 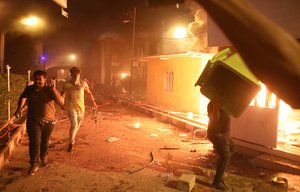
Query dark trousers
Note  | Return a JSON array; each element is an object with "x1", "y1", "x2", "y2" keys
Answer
[
  {"x1": 26, "y1": 119, "x2": 54, "y2": 166},
  {"x1": 208, "y1": 133, "x2": 236, "y2": 184}
]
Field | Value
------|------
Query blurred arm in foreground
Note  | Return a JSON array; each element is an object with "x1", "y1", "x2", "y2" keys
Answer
[{"x1": 194, "y1": 0, "x2": 300, "y2": 108}]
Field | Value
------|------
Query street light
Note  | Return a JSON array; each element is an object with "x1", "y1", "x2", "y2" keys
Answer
[
  {"x1": 20, "y1": 16, "x2": 40, "y2": 26},
  {"x1": 173, "y1": 26, "x2": 187, "y2": 39},
  {"x1": 69, "y1": 54, "x2": 77, "y2": 61},
  {"x1": 0, "y1": 15, "x2": 44, "y2": 73},
  {"x1": 19, "y1": 15, "x2": 45, "y2": 32},
  {"x1": 123, "y1": 7, "x2": 136, "y2": 94}
]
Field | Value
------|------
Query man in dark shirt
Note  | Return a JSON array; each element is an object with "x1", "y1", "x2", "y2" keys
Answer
[
  {"x1": 14, "y1": 70, "x2": 64, "y2": 176},
  {"x1": 207, "y1": 100, "x2": 236, "y2": 190}
]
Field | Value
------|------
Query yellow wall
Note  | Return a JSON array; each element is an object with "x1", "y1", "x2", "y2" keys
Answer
[{"x1": 147, "y1": 56, "x2": 204, "y2": 113}]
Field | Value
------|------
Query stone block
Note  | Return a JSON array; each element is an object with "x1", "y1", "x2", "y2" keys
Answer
[{"x1": 177, "y1": 174, "x2": 196, "y2": 192}]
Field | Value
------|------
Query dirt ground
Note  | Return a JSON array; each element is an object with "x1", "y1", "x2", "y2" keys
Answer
[{"x1": 0, "y1": 101, "x2": 299, "y2": 192}]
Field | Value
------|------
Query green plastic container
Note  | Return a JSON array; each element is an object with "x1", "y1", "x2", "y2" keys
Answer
[{"x1": 195, "y1": 48, "x2": 261, "y2": 117}]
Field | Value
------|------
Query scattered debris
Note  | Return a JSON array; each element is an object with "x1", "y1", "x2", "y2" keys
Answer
[
  {"x1": 49, "y1": 140, "x2": 64, "y2": 148},
  {"x1": 91, "y1": 108, "x2": 102, "y2": 124},
  {"x1": 259, "y1": 172, "x2": 268, "y2": 176},
  {"x1": 177, "y1": 174, "x2": 196, "y2": 192},
  {"x1": 156, "y1": 128, "x2": 171, "y2": 132},
  {"x1": 272, "y1": 176, "x2": 288, "y2": 188},
  {"x1": 159, "y1": 172, "x2": 173, "y2": 182},
  {"x1": 128, "y1": 122, "x2": 141, "y2": 129},
  {"x1": 150, "y1": 133, "x2": 158, "y2": 137},
  {"x1": 133, "y1": 122, "x2": 141, "y2": 129},
  {"x1": 179, "y1": 133, "x2": 188, "y2": 137},
  {"x1": 254, "y1": 177, "x2": 289, "y2": 192},
  {"x1": 107, "y1": 137, "x2": 121, "y2": 142}
]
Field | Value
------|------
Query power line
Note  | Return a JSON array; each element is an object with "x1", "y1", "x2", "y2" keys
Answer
[
  {"x1": 161, "y1": 32, "x2": 207, "y2": 40},
  {"x1": 160, "y1": 10, "x2": 197, "y2": 24}
]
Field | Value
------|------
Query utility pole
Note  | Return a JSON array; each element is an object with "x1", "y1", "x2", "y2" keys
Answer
[{"x1": 130, "y1": 6, "x2": 136, "y2": 94}]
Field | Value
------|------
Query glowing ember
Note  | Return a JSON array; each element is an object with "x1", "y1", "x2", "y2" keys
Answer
[
  {"x1": 187, "y1": 112, "x2": 193, "y2": 119},
  {"x1": 120, "y1": 73, "x2": 129, "y2": 79},
  {"x1": 256, "y1": 83, "x2": 267, "y2": 107},
  {"x1": 133, "y1": 122, "x2": 141, "y2": 129},
  {"x1": 250, "y1": 83, "x2": 300, "y2": 140},
  {"x1": 250, "y1": 83, "x2": 276, "y2": 108}
]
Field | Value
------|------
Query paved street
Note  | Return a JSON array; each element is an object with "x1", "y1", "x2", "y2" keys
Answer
[{"x1": 0, "y1": 101, "x2": 299, "y2": 192}]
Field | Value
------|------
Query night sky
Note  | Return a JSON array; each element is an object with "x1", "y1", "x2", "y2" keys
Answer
[{"x1": 1, "y1": 0, "x2": 193, "y2": 74}]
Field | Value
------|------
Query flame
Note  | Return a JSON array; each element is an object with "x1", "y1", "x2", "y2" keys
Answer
[
  {"x1": 133, "y1": 122, "x2": 140, "y2": 129},
  {"x1": 256, "y1": 83, "x2": 267, "y2": 107},
  {"x1": 252, "y1": 83, "x2": 300, "y2": 139},
  {"x1": 269, "y1": 93, "x2": 277, "y2": 108},
  {"x1": 120, "y1": 72, "x2": 129, "y2": 79},
  {"x1": 250, "y1": 83, "x2": 276, "y2": 108},
  {"x1": 187, "y1": 112, "x2": 193, "y2": 119},
  {"x1": 278, "y1": 100, "x2": 295, "y2": 136}
]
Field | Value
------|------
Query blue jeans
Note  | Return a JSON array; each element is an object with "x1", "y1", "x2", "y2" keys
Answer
[
  {"x1": 26, "y1": 118, "x2": 54, "y2": 166},
  {"x1": 68, "y1": 109, "x2": 84, "y2": 145}
]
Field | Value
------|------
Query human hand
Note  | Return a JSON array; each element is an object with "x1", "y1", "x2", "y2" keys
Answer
[
  {"x1": 14, "y1": 108, "x2": 21, "y2": 118},
  {"x1": 61, "y1": 105, "x2": 66, "y2": 111},
  {"x1": 47, "y1": 79, "x2": 56, "y2": 90},
  {"x1": 93, "y1": 103, "x2": 98, "y2": 109}
]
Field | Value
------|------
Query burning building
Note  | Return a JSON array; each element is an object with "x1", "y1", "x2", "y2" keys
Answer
[{"x1": 142, "y1": 0, "x2": 300, "y2": 161}]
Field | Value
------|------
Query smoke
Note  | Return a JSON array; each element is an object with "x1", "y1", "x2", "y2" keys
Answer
[
  {"x1": 0, "y1": 0, "x2": 63, "y2": 35},
  {"x1": 187, "y1": 9, "x2": 209, "y2": 52},
  {"x1": 155, "y1": 0, "x2": 211, "y2": 54},
  {"x1": 184, "y1": 0, "x2": 213, "y2": 52},
  {"x1": 0, "y1": 1, "x2": 16, "y2": 31},
  {"x1": 157, "y1": 38, "x2": 193, "y2": 54},
  {"x1": 187, "y1": 9, "x2": 207, "y2": 36},
  {"x1": 184, "y1": 0, "x2": 202, "y2": 12},
  {"x1": 0, "y1": 2, "x2": 7, "y2": 18}
]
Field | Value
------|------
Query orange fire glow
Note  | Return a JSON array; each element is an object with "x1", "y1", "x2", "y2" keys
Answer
[
  {"x1": 253, "y1": 83, "x2": 299, "y2": 137},
  {"x1": 133, "y1": 122, "x2": 141, "y2": 129},
  {"x1": 250, "y1": 83, "x2": 276, "y2": 108}
]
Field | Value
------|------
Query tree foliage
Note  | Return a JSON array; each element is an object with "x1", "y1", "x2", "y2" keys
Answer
[{"x1": 0, "y1": 73, "x2": 27, "y2": 126}]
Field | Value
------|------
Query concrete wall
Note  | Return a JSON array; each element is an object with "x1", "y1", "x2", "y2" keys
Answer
[
  {"x1": 146, "y1": 56, "x2": 204, "y2": 113},
  {"x1": 231, "y1": 106, "x2": 278, "y2": 148}
]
